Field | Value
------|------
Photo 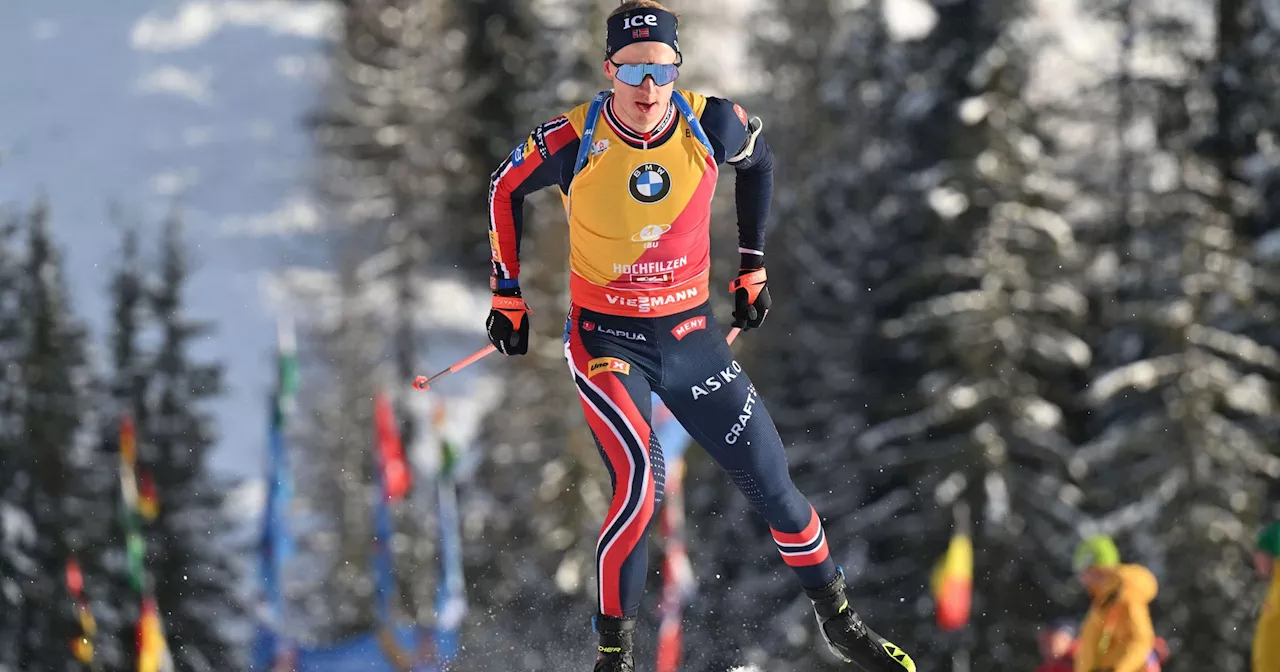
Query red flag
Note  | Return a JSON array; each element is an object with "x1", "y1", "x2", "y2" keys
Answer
[
  {"x1": 374, "y1": 393, "x2": 411, "y2": 500},
  {"x1": 139, "y1": 471, "x2": 159, "y2": 521},
  {"x1": 120, "y1": 413, "x2": 137, "y2": 465},
  {"x1": 655, "y1": 616, "x2": 682, "y2": 672},
  {"x1": 655, "y1": 543, "x2": 692, "y2": 672},
  {"x1": 66, "y1": 557, "x2": 96, "y2": 663},
  {"x1": 655, "y1": 459, "x2": 695, "y2": 672},
  {"x1": 66, "y1": 558, "x2": 84, "y2": 595}
]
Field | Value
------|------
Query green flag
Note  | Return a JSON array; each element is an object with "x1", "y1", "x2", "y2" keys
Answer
[{"x1": 274, "y1": 317, "x2": 300, "y2": 426}]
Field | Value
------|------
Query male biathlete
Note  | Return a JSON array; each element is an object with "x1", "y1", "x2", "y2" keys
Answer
[{"x1": 483, "y1": 2, "x2": 915, "y2": 670}]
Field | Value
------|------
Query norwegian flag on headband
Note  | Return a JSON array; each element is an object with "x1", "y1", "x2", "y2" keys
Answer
[{"x1": 633, "y1": 27, "x2": 649, "y2": 38}]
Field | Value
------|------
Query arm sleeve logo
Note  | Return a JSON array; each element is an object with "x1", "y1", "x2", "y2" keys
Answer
[
  {"x1": 489, "y1": 231, "x2": 502, "y2": 261},
  {"x1": 510, "y1": 137, "x2": 535, "y2": 166}
]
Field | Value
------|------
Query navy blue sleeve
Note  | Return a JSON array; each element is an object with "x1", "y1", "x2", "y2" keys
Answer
[
  {"x1": 699, "y1": 97, "x2": 773, "y2": 269},
  {"x1": 488, "y1": 116, "x2": 580, "y2": 287},
  {"x1": 556, "y1": 139, "x2": 581, "y2": 195}
]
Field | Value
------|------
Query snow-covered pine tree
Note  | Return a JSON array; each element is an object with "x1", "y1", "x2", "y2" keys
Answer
[
  {"x1": 7, "y1": 200, "x2": 99, "y2": 671},
  {"x1": 1230, "y1": 6, "x2": 1280, "y2": 537},
  {"x1": 305, "y1": 0, "x2": 456, "y2": 634},
  {"x1": 284, "y1": 259, "x2": 383, "y2": 642},
  {"x1": 1209, "y1": 0, "x2": 1280, "y2": 243},
  {"x1": 0, "y1": 205, "x2": 32, "y2": 672},
  {"x1": 137, "y1": 212, "x2": 241, "y2": 670},
  {"x1": 102, "y1": 222, "x2": 151, "y2": 672},
  {"x1": 411, "y1": 0, "x2": 562, "y2": 651},
  {"x1": 1213, "y1": 0, "x2": 1280, "y2": 364},
  {"x1": 726, "y1": 0, "x2": 1086, "y2": 669},
  {"x1": 446, "y1": 0, "x2": 552, "y2": 270},
  {"x1": 50, "y1": 222, "x2": 141, "y2": 672},
  {"x1": 670, "y1": 0, "x2": 892, "y2": 668},
  {"x1": 309, "y1": 0, "x2": 449, "y2": 420},
  {"x1": 856, "y1": 5, "x2": 1095, "y2": 671},
  {"x1": 452, "y1": 1, "x2": 627, "y2": 667},
  {"x1": 1073, "y1": 1, "x2": 1280, "y2": 669}
]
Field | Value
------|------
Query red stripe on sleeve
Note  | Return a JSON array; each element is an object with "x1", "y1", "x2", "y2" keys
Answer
[
  {"x1": 488, "y1": 116, "x2": 579, "y2": 281},
  {"x1": 488, "y1": 152, "x2": 544, "y2": 280}
]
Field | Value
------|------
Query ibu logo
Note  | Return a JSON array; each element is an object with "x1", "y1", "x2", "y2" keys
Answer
[
  {"x1": 630, "y1": 223, "x2": 670, "y2": 249},
  {"x1": 628, "y1": 163, "x2": 671, "y2": 204}
]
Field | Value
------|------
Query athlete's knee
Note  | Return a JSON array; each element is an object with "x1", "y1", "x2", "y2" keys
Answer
[
  {"x1": 730, "y1": 465, "x2": 811, "y2": 529},
  {"x1": 723, "y1": 440, "x2": 802, "y2": 505},
  {"x1": 600, "y1": 462, "x2": 661, "y2": 538},
  {"x1": 637, "y1": 470, "x2": 661, "y2": 529}
]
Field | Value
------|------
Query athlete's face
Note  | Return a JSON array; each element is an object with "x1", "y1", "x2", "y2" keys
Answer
[{"x1": 604, "y1": 41, "x2": 678, "y2": 133}]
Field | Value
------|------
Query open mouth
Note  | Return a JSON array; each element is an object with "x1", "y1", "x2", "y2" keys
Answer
[{"x1": 636, "y1": 101, "x2": 658, "y2": 115}]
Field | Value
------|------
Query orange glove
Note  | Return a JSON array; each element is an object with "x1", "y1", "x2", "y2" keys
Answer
[
  {"x1": 729, "y1": 267, "x2": 770, "y2": 330},
  {"x1": 486, "y1": 287, "x2": 531, "y2": 355}
]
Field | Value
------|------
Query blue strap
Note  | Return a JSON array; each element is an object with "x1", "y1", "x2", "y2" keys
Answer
[
  {"x1": 573, "y1": 90, "x2": 610, "y2": 176},
  {"x1": 670, "y1": 90, "x2": 714, "y2": 157},
  {"x1": 572, "y1": 90, "x2": 714, "y2": 178}
]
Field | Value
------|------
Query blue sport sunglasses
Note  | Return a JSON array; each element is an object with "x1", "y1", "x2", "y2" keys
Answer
[{"x1": 609, "y1": 60, "x2": 680, "y2": 87}]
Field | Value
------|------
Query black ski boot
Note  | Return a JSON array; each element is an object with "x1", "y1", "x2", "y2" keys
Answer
[
  {"x1": 805, "y1": 568, "x2": 916, "y2": 671},
  {"x1": 592, "y1": 615, "x2": 635, "y2": 672}
]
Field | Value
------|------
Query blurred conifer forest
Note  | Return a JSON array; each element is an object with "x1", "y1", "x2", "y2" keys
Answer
[{"x1": 5, "y1": 1, "x2": 1280, "y2": 671}]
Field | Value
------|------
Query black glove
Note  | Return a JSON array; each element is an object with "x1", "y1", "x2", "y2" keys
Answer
[
  {"x1": 486, "y1": 286, "x2": 530, "y2": 355},
  {"x1": 729, "y1": 267, "x2": 770, "y2": 330}
]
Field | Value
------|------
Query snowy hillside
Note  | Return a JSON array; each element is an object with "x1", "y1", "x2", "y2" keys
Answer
[
  {"x1": 0, "y1": 0, "x2": 765, "y2": 492},
  {"x1": 1, "y1": 0, "x2": 337, "y2": 479},
  {"x1": 1, "y1": 0, "x2": 1065, "y2": 497}
]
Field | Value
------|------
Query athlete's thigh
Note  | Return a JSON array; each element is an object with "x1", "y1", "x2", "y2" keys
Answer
[
  {"x1": 655, "y1": 313, "x2": 784, "y2": 473},
  {"x1": 563, "y1": 308, "x2": 658, "y2": 467}
]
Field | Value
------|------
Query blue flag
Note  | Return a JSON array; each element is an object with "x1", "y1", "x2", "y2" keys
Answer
[
  {"x1": 253, "y1": 320, "x2": 300, "y2": 670},
  {"x1": 434, "y1": 436, "x2": 467, "y2": 661}
]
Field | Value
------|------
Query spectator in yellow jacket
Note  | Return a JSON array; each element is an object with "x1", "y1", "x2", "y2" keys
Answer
[
  {"x1": 1071, "y1": 535, "x2": 1157, "y2": 672},
  {"x1": 1254, "y1": 522, "x2": 1280, "y2": 672}
]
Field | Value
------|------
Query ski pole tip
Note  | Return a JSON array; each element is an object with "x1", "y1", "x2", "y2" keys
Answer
[{"x1": 412, "y1": 376, "x2": 430, "y2": 391}]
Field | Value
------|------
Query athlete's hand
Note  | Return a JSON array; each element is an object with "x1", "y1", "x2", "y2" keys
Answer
[
  {"x1": 486, "y1": 286, "x2": 531, "y2": 355},
  {"x1": 729, "y1": 267, "x2": 770, "y2": 330}
]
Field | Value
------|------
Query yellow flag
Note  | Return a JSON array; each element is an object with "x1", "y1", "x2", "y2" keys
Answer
[
  {"x1": 931, "y1": 533, "x2": 973, "y2": 631},
  {"x1": 137, "y1": 596, "x2": 175, "y2": 672}
]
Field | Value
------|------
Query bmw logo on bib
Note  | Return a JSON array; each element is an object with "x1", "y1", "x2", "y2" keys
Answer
[{"x1": 629, "y1": 163, "x2": 671, "y2": 204}]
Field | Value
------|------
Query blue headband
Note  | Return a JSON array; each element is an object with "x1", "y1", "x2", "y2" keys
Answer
[{"x1": 606, "y1": 8, "x2": 680, "y2": 61}]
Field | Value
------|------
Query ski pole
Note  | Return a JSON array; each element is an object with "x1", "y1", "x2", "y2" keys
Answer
[
  {"x1": 414, "y1": 327, "x2": 742, "y2": 391},
  {"x1": 412, "y1": 344, "x2": 496, "y2": 391}
]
